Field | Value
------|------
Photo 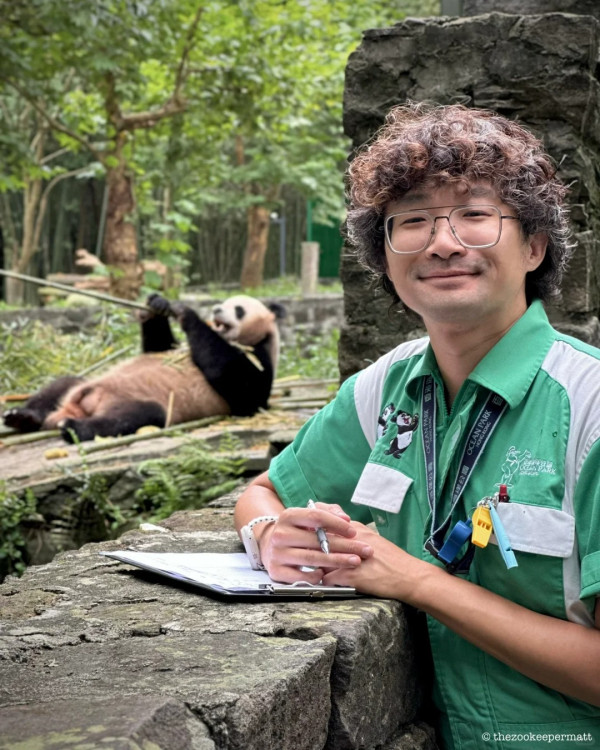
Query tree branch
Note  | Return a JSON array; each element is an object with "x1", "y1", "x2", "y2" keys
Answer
[
  {"x1": 116, "y1": 6, "x2": 204, "y2": 133},
  {"x1": 118, "y1": 98, "x2": 188, "y2": 131},
  {"x1": 41, "y1": 146, "x2": 71, "y2": 165},
  {"x1": 26, "y1": 167, "x2": 93, "y2": 270},
  {"x1": 174, "y1": 6, "x2": 205, "y2": 96},
  {"x1": 103, "y1": 71, "x2": 122, "y2": 131},
  {"x1": 5, "y1": 79, "x2": 104, "y2": 163}
]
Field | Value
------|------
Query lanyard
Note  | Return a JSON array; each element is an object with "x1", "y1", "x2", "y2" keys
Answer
[{"x1": 421, "y1": 375, "x2": 507, "y2": 563}]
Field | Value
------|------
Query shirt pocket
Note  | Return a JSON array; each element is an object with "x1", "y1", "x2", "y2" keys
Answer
[
  {"x1": 490, "y1": 502, "x2": 575, "y2": 558},
  {"x1": 476, "y1": 501, "x2": 578, "y2": 621},
  {"x1": 350, "y1": 462, "x2": 413, "y2": 514}
]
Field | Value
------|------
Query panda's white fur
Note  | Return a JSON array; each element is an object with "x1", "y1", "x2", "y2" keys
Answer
[{"x1": 3, "y1": 294, "x2": 283, "y2": 442}]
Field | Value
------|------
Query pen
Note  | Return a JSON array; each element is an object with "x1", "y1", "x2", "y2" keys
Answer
[{"x1": 307, "y1": 499, "x2": 330, "y2": 554}]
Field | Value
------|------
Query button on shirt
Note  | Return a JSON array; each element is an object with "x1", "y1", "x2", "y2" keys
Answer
[{"x1": 269, "y1": 300, "x2": 600, "y2": 749}]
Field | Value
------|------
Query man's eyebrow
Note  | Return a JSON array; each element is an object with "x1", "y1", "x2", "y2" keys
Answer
[
  {"x1": 396, "y1": 185, "x2": 496, "y2": 206},
  {"x1": 397, "y1": 192, "x2": 429, "y2": 205}
]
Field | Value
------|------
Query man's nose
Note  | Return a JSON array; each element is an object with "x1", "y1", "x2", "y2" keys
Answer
[{"x1": 424, "y1": 216, "x2": 467, "y2": 258}]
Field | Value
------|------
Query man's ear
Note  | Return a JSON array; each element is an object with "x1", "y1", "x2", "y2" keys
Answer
[{"x1": 526, "y1": 232, "x2": 548, "y2": 271}]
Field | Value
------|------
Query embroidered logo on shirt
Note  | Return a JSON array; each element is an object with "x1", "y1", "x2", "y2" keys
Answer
[
  {"x1": 383, "y1": 409, "x2": 419, "y2": 459},
  {"x1": 377, "y1": 403, "x2": 396, "y2": 438},
  {"x1": 500, "y1": 445, "x2": 556, "y2": 486}
]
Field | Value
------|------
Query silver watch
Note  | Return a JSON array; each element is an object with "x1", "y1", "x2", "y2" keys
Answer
[{"x1": 240, "y1": 516, "x2": 279, "y2": 570}]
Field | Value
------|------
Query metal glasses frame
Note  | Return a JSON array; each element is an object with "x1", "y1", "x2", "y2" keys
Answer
[{"x1": 384, "y1": 204, "x2": 519, "y2": 255}]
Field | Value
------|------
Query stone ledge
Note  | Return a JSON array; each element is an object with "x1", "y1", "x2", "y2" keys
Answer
[
  {"x1": 0, "y1": 695, "x2": 215, "y2": 750},
  {"x1": 0, "y1": 521, "x2": 436, "y2": 750}
]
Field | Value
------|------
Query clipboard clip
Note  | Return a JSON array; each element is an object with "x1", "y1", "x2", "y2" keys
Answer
[{"x1": 258, "y1": 582, "x2": 357, "y2": 597}]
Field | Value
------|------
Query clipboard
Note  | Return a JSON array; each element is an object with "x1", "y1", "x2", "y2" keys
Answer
[{"x1": 100, "y1": 550, "x2": 358, "y2": 598}]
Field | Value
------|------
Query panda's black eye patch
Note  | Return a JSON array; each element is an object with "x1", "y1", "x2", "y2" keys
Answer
[{"x1": 235, "y1": 305, "x2": 245, "y2": 320}]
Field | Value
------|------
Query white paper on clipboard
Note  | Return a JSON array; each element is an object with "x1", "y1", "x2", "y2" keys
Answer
[{"x1": 100, "y1": 550, "x2": 358, "y2": 598}]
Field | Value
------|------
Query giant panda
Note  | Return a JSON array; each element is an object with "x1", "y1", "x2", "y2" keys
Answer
[{"x1": 2, "y1": 293, "x2": 285, "y2": 443}]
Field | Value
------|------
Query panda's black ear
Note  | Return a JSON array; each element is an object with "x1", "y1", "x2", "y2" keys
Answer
[{"x1": 268, "y1": 302, "x2": 286, "y2": 320}]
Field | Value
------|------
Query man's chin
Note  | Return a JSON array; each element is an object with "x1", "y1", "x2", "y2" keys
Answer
[{"x1": 411, "y1": 295, "x2": 490, "y2": 325}]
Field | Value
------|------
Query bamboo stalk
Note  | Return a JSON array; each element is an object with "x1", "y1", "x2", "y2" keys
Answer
[
  {"x1": 272, "y1": 377, "x2": 338, "y2": 388},
  {"x1": 0, "y1": 269, "x2": 149, "y2": 311},
  {"x1": 272, "y1": 394, "x2": 330, "y2": 404},
  {"x1": 80, "y1": 416, "x2": 223, "y2": 454},
  {"x1": 275, "y1": 400, "x2": 329, "y2": 410},
  {"x1": 76, "y1": 345, "x2": 134, "y2": 377},
  {"x1": 165, "y1": 390, "x2": 175, "y2": 428},
  {"x1": 0, "y1": 429, "x2": 61, "y2": 446}
]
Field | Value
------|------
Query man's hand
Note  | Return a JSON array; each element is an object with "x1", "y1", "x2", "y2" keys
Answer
[
  {"x1": 260, "y1": 501, "x2": 374, "y2": 585},
  {"x1": 322, "y1": 522, "x2": 434, "y2": 601}
]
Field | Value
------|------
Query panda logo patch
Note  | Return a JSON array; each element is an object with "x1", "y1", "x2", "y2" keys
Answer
[
  {"x1": 377, "y1": 403, "x2": 396, "y2": 439},
  {"x1": 383, "y1": 409, "x2": 419, "y2": 459}
]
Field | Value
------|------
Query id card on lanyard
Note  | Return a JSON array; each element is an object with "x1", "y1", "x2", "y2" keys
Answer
[{"x1": 421, "y1": 375, "x2": 507, "y2": 572}]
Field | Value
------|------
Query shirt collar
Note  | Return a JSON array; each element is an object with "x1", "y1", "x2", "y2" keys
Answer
[
  {"x1": 406, "y1": 340, "x2": 441, "y2": 399},
  {"x1": 468, "y1": 300, "x2": 554, "y2": 408},
  {"x1": 406, "y1": 300, "x2": 555, "y2": 409}
]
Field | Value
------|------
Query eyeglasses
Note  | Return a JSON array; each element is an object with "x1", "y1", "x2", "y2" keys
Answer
[{"x1": 384, "y1": 204, "x2": 519, "y2": 255}]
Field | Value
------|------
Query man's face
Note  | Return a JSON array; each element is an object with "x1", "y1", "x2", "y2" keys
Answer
[{"x1": 383, "y1": 183, "x2": 547, "y2": 331}]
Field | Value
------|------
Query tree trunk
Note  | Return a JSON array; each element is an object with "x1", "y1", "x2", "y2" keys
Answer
[
  {"x1": 240, "y1": 204, "x2": 271, "y2": 289},
  {"x1": 102, "y1": 165, "x2": 143, "y2": 300},
  {"x1": 6, "y1": 128, "x2": 45, "y2": 305}
]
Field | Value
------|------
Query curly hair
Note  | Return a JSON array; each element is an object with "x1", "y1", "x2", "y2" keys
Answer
[{"x1": 346, "y1": 101, "x2": 573, "y2": 303}]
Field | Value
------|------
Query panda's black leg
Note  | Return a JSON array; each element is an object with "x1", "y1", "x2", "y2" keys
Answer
[
  {"x1": 3, "y1": 376, "x2": 84, "y2": 433},
  {"x1": 60, "y1": 400, "x2": 166, "y2": 443}
]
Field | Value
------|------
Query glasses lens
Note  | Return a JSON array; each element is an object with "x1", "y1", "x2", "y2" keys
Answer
[
  {"x1": 385, "y1": 211, "x2": 434, "y2": 254},
  {"x1": 450, "y1": 205, "x2": 501, "y2": 248},
  {"x1": 385, "y1": 205, "x2": 503, "y2": 254}
]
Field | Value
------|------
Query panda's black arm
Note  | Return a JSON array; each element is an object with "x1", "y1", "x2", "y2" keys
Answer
[
  {"x1": 140, "y1": 295, "x2": 178, "y2": 352},
  {"x1": 209, "y1": 340, "x2": 274, "y2": 415},
  {"x1": 141, "y1": 316, "x2": 178, "y2": 352}
]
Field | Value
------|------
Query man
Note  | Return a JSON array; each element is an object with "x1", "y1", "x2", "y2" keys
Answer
[{"x1": 234, "y1": 103, "x2": 600, "y2": 748}]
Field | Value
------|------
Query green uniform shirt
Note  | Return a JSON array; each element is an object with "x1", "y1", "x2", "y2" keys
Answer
[{"x1": 269, "y1": 301, "x2": 600, "y2": 749}]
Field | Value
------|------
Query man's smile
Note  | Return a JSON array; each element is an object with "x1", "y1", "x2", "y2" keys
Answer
[{"x1": 416, "y1": 266, "x2": 483, "y2": 280}]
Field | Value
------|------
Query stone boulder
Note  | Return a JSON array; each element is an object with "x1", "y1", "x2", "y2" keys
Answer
[{"x1": 0, "y1": 513, "x2": 437, "y2": 750}]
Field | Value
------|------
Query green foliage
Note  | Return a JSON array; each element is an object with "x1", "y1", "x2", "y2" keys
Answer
[
  {"x1": 0, "y1": 0, "x2": 441, "y2": 288},
  {"x1": 0, "y1": 308, "x2": 140, "y2": 393},
  {"x1": 75, "y1": 455, "x2": 126, "y2": 535},
  {"x1": 203, "y1": 275, "x2": 343, "y2": 300},
  {"x1": 0, "y1": 482, "x2": 37, "y2": 578},
  {"x1": 135, "y1": 436, "x2": 246, "y2": 520},
  {"x1": 278, "y1": 328, "x2": 341, "y2": 381}
]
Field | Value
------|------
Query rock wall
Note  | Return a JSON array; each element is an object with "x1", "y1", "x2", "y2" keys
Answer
[
  {"x1": 0, "y1": 504, "x2": 437, "y2": 750},
  {"x1": 340, "y1": 10, "x2": 600, "y2": 378},
  {"x1": 463, "y1": 0, "x2": 600, "y2": 18}
]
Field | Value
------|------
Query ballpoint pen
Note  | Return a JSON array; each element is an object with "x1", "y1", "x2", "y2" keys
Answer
[{"x1": 307, "y1": 499, "x2": 330, "y2": 554}]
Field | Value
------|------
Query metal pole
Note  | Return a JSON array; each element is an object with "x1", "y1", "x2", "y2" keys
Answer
[{"x1": 0, "y1": 269, "x2": 149, "y2": 311}]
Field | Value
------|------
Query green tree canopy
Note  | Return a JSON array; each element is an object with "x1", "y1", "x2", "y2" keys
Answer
[{"x1": 0, "y1": 0, "x2": 440, "y2": 297}]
